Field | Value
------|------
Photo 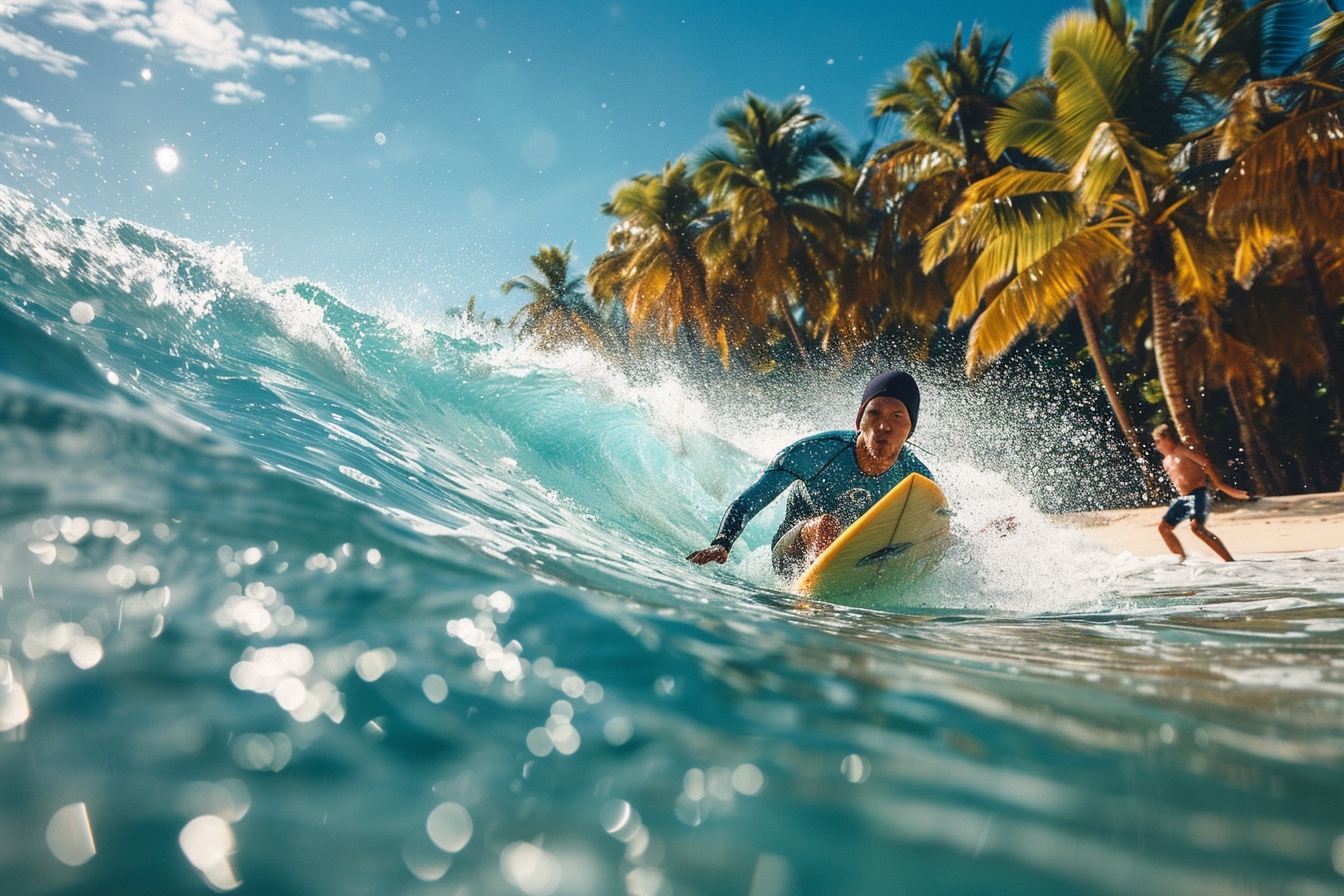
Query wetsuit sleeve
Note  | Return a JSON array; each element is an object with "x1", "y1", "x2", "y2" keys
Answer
[{"x1": 710, "y1": 467, "x2": 797, "y2": 550}]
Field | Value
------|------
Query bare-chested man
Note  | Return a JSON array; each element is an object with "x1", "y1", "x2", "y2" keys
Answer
[{"x1": 1152, "y1": 423, "x2": 1249, "y2": 562}]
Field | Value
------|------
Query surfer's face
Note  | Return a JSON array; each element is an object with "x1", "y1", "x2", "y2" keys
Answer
[{"x1": 857, "y1": 397, "x2": 911, "y2": 463}]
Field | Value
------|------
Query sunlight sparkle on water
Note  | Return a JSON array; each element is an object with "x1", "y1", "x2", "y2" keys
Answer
[
  {"x1": 425, "y1": 802, "x2": 472, "y2": 853},
  {"x1": 46, "y1": 803, "x2": 96, "y2": 866},
  {"x1": 179, "y1": 815, "x2": 240, "y2": 890},
  {"x1": 422, "y1": 674, "x2": 448, "y2": 703},
  {"x1": 500, "y1": 841, "x2": 562, "y2": 896},
  {"x1": 155, "y1": 146, "x2": 179, "y2": 173},
  {"x1": 0, "y1": 658, "x2": 30, "y2": 732}
]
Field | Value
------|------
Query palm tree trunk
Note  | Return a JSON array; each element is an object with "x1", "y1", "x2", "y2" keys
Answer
[
  {"x1": 1302, "y1": 246, "x2": 1344, "y2": 423},
  {"x1": 1225, "y1": 380, "x2": 1271, "y2": 495},
  {"x1": 776, "y1": 296, "x2": 812, "y2": 368},
  {"x1": 1076, "y1": 294, "x2": 1161, "y2": 500},
  {"x1": 1149, "y1": 267, "x2": 1208, "y2": 456},
  {"x1": 1225, "y1": 378, "x2": 1289, "y2": 495},
  {"x1": 1294, "y1": 454, "x2": 1320, "y2": 492},
  {"x1": 1253, "y1": 429, "x2": 1291, "y2": 494},
  {"x1": 784, "y1": 229, "x2": 826, "y2": 365}
]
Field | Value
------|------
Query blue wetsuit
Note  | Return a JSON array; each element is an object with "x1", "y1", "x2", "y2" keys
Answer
[{"x1": 710, "y1": 431, "x2": 932, "y2": 573}]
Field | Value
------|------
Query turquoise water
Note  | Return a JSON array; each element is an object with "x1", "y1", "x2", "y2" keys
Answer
[{"x1": 1, "y1": 184, "x2": 1342, "y2": 895}]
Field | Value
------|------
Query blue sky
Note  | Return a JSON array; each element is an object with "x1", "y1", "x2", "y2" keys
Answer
[{"x1": 1, "y1": 0, "x2": 1079, "y2": 317}]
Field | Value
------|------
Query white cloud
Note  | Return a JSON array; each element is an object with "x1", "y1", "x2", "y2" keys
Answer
[
  {"x1": 293, "y1": 6, "x2": 359, "y2": 32},
  {"x1": 0, "y1": 1, "x2": 50, "y2": 15},
  {"x1": 149, "y1": 0, "x2": 253, "y2": 71},
  {"x1": 44, "y1": 10, "x2": 107, "y2": 30},
  {"x1": 40, "y1": 1, "x2": 151, "y2": 34},
  {"x1": 291, "y1": 3, "x2": 395, "y2": 33},
  {"x1": 308, "y1": 111, "x2": 351, "y2": 129},
  {"x1": 2, "y1": 94, "x2": 95, "y2": 150},
  {"x1": 0, "y1": 23, "x2": 85, "y2": 76},
  {"x1": 4, "y1": 94, "x2": 69, "y2": 126},
  {"x1": 211, "y1": 80, "x2": 264, "y2": 104},
  {"x1": 348, "y1": 2, "x2": 395, "y2": 25},
  {"x1": 251, "y1": 35, "x2": 368, "y2": 71},
  {"x1": 0, "y1": 130, "x2": 57, "y2": 150},
  {"x1": 0, "y1": 1, "x2": 369, "y2": 81},
  {"x1": 110, "y1": 25, "x2": 154, "y2": 48}
]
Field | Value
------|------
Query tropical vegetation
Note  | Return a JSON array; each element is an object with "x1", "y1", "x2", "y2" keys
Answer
[{"x1": 497, "y1": 0, "x2": 1344, "y2": 498}]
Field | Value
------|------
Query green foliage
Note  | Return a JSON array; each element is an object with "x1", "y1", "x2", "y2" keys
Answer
[
  {"x1": 504, "y1": 243, "x2": 614, "y2": 353},
  {"x1": 493, "y1": 0, "x2": 1344, "y2": 496}
]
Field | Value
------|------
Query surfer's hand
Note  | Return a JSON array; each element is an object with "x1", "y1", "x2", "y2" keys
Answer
[
  {"x1": 1224, "y1": 486, "x2": 1250, "y2": 500},
  {"x1": 687, "y1": 546, "x2": 729, "y2": 565}
]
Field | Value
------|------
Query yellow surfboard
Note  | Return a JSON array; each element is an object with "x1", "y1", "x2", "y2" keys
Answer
[{"x1": 793, "y1": 473, "x2": 950, "y2": 601}]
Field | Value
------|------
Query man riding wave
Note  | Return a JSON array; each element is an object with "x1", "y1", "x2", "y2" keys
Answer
[{"x1": 688, "y1": 371, "x2": 932, "y2": 580}]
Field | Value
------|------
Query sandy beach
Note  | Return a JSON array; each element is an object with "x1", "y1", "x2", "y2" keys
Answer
[{"x1": 1057, "y1": 491, "x2": 1344, "y2": 558}]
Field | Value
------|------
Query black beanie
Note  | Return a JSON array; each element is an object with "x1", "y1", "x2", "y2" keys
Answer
[{"x1": 855, "y1": 370, "x2": 920, "y2": 433}]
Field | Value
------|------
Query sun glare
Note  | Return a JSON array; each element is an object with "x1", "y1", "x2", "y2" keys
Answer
[{"x1": 155, "y1": 146, "x2": 179, "y2": 173}]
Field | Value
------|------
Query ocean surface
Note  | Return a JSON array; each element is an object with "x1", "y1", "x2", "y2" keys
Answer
[{"x1": 1, "y1": 183, "x2": 1342, "y2": 896}]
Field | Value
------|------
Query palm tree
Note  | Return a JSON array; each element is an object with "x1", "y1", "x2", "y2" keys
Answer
[
  {"x1": 693, "y1": 93, "x2": 852, "y2": 364},
  {"x1": 587, "y1": 160, "x2": 734, "y2": 364},
  {"x1": 504, "y1": 243, "x2": 610, "y2": 352},
  {"x1": 1208, "y1": 14, "x2": 1344, "y2": 417},
  {"x1": 923, "y1": 164, "x2": 1165, "y2": 476},
  {"x1": 855, "y1": 26, "x2": 1015, "y2": 354},
  {"x1": 926, "y1": 0, "x2": 1300, "y2": 461},
  {"x1": 869, "y1": 24, "x2": 1014, "y2": 180}
]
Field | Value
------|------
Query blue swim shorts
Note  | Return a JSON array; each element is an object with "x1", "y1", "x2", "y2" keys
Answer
[{"x1": 1163, "y1": 487, "x2": 1210, "y2": 527}]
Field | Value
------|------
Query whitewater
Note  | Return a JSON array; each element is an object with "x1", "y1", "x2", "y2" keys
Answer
[{"x1": 1, "y1": 183, "x2": 1342, "y2": 895}]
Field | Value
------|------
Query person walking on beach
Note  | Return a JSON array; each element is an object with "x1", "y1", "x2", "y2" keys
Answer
[
  {"x1": 687, "y1": 371, "x2": 931, "y2": 580},
  {"x1": 1152, "y1": 424, "x2": 1249, "y2": 562}
]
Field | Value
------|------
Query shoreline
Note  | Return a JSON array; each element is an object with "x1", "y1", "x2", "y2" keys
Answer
[{"x1": 1054, "y1": 491, "x2": 1344, "y2": 558}]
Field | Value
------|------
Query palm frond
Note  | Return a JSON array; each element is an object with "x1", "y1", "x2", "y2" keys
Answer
[
  {"x1": 947, "y1": 199, "x2": 1087, "y2": 327},
  {"x1": 987, "y1": 81, "x2": 1059, "y2": 159},
  {"x1": 1170, "y1": 223, "x2": 1229, "y2": 300},
  {"x1": 922, "y1": 169, "x2": 1075, "y2": 271},
  {"x1": 965, "y1": 225, "x2": 1128, "y2": 371},
  {"x1": 1210, "y1": 98, "x2": 1344, "y2": 242},
  {"x1": 992, "y1": 10, "x2": 1134, "y2": 165},
  {"x1": 501, "y1": 274, "x2": 545, "y2": 297},
  {"x1": 1302, "y1": 12, "x2": 1344, "y2": 81},
  {"x1": 897, "y1": 172, "x2": 962, "y2": 242},
  {"x1": 858, "y1": 140, "x2": 959, "y2": 205},
  {"x1": 1231, "y1": 216, "x2": 1284, "y2": 285}
]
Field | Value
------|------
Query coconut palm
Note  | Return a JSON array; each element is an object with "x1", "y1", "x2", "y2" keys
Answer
[
  {"x1": 869, "y1": 24, "x2": 1014, "y2": 180},
  {"x1": 588, "y1": 160, "x2": 738, "y2": 364},
  {"x1": 926, "y1": 0, "x2": 1301, "y2": 461},
  {"x1": 1208, "y1": 14, "x2": 1344, "y2": 416},
  {"x1": 504, "y1": 243, "x2": 610, "y2": 352},
  {"x1": 855, "y1": 26, "x2": 1015, "y2": 354},
  {"x1": 693, "y1": 93, "x2": 853, "y2": 364}
]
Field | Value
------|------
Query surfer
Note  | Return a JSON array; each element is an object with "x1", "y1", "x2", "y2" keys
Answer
[
  {"x1": 1152, "y1": 423, "x2": 1249, "y2": 562},
  {"x1": 687, "y1": 371, "x2": 931, "y2": 579}
]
